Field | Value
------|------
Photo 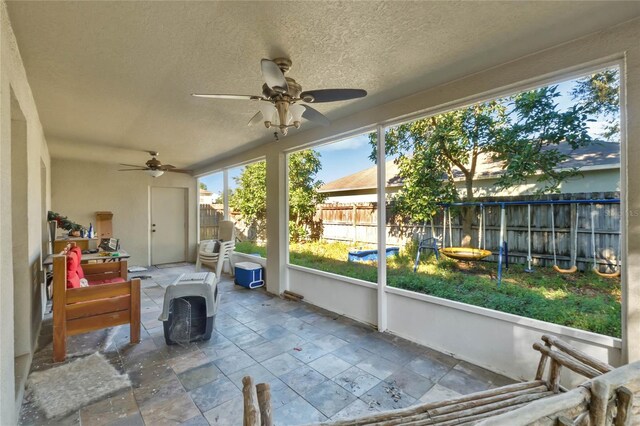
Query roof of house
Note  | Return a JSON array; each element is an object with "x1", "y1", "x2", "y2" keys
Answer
[{"x1": 320, "y1": 141, "x2": 620, "y2": 193}]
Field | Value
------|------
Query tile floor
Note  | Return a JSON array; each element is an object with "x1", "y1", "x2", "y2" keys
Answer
[{"x1": 20, "y1": 264, "x2": 515, "y2": 425}]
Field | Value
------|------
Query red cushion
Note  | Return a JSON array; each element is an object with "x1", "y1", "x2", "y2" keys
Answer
[
  {"x1": 69, "y1": 247, "x2": 85, "y2": 279},
  {"x1": 66, "y1": 271, "x2": 81, "y2": 289},
  {"x1": 87, "y1": 277, "x2": 126, "y2": 286},
  {"x1": 66, "y1": 251, "x2": 79, "y2": 276}
]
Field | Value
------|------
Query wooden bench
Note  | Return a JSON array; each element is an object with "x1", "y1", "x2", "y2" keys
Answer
[
  {"x1": 241, "y1": 335, "x2": 634, "y2": 426},
  {"x1": 52, "y1": 244, "x2": 140, "y2": 362}
]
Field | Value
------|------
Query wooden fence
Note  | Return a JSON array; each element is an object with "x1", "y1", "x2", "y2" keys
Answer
[
  {"x1": 200, "y1": 192, "x2": 621, "y2": 271},
  {"x1": 317, "y1": 192, "x2": 621, "y2": 271}
]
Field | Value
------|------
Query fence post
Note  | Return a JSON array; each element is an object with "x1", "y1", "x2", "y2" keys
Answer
[{"x1": 352, "y1": 204, "x2": 357, "y2": 243}]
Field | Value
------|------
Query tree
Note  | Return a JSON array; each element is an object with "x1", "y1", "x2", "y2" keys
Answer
[
  {"x1": 229, "y1": 151, "x2": 326, "y2": 242},
  {"x1": 199, "y1": 182, "x2": 208, "y2": 191},
  {"x1": 371, "y1": 85, "x2": 593, "y2": 246},
  {"x1": 571, "y1": 68, "x2": 620, "y2": 141}
]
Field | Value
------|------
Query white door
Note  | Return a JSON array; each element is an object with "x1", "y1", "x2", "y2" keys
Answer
[{"x1": 151, "y1": 187, "x2": 187, "y2": 265}]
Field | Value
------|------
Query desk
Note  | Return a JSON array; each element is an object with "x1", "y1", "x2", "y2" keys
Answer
[
  {"x1": 43, "y1": 250, "x2": 130, "y2": 267},
  {"x1": 52, "y1": 238, "x2": 99, "y2": 253}
]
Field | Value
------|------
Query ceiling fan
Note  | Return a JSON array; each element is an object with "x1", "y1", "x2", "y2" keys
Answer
[
  {"x1": 118, "y1": 151, "x2": 190, "y2": 178},
  {"x1": 192, "y1": 58, "x2": 367, "y2": 135}
]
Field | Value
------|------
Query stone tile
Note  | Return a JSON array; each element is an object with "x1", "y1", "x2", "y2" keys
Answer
[
  {"x1": 217, "y1": 323, "x2": 254, "y2": 339},
  {"x1": 227, "y1": 330, "x2": 267, "y2": 349},
  {"x1": 357, "y1": 355, "x2": 397, "y2": 380},
  {"x1": 331, "y1": 398, "x2": 380, "y2": 421},
  {"x1": 314, "y1": 334, "x2": 349, "y2": 352},
  {"x1": 269, "y1": 333, "x2": 307, "y2": 352},
  {"x1": 178, "y1": 361, "x2": 221, "y2": 391},
  {"x1": 438, "y1": 368, "x2": 494, "y2": 395},
  {"x1": 383, "y1": 367, "x2": 435, "y2": 399},
  {"x1": 256, "y1": 325, "x2": 291, "y2": 340},
  {"x1": 419, "y1": 383, "x2": 463, "y2": 404},
  {"x1": 406, "y1": 354, "x2": 453, "y2": 382},
  {"x1": 243, "y1": 340, "x2": 287, "y2": 363},
  {"x1": 273, "y1": 396, "x2": 328, "y2": 426},
  {"x1": 261, "y1": 353, "x2": 307, "y2": 377},
  {"x1": 189, "y1": 376, "x2": 242, "y2": 412},
  {"x1": 287, "y1": 322, "x2": 328, "y2": 341},
  {"x1": 109, "y1": 412, "x2": 145, "y2": 426},
  {"x1": 361, "y1": 380, "x2": 417, "y2": 411},
  {"x1": 454, "y1": 361, "x2": 515, "y2": 387},
  {"x1": 79, "y1": 389, "x2": 138, "y2": 426},
  {"x1": 227, "y1": 363, "x2": 278, "y2": 389},
  {"x1": 332, "y1": 343, "x2": 374, "y2": 365},
  {"x1": 139, "y1": 391, "x2": 200, "y2": 425},
  {"x1": 213, "y1": 351, "x2": 256, "y2": 375},
  {"x1": 201, "y1": 339, "x2": 243, "y2": 362},
  {"x1": 290, "y1": 341, "x2": 331, "y2": 363},
  {"x1": 179, "y1": 414, "x2": 210, "y2": 425},
  {"x1": 333, "y1": 366, "x2": 381, "y2": 397},
  {"x1": 168, "y1": 350, "x2": 210, "y2": 375},
  {"x1": 280, "y1": 365, "x2": 327, "y2": 395},
  {"x1": 308, "y1": 354, "x2": 352, "y2": 378},
  {"x1": 269, "y1": 379, "x2": 299, "y2": 409},
  {"x1": 133, "y1": 369, "x2": 184, "y2": 407},
  {"x1": 302, "y1": 380, "x2": 357, "y2": 418},
  {"x1": 203, "y1": 395, "x2": 243, "y2": 426}
]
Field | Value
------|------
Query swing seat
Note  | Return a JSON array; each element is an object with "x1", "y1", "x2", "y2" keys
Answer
[
  {"x1": 553, "y1": 265, "x2": 577, "y2": 274},
  {"x1": 593, "y1": 267, "x2": 621, "y2": 278},
  {"x1": 440, "y1": 247, "x2": 492, "y2": 261}
]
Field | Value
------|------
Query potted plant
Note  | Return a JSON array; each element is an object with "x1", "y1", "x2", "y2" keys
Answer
[{"x1": 47, "y1": 211, "x2": 85, "y2": 237}]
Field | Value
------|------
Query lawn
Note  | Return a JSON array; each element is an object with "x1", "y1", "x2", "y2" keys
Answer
[{"x1": 235, "y1": 240, "x2": 621, "y2": 338}]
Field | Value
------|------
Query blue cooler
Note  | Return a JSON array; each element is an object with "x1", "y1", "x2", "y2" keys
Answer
[{"x1": 234, "y1": 262, "x2": 264, "y2": 289}]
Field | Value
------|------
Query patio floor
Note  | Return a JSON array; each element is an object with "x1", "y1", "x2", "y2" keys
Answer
[{"x1": 20, "y1": 264, "x2": 515, "y2": 425}]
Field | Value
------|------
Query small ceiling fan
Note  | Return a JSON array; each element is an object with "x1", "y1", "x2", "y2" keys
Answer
[
  {"x1": 192, "y1": 58, "x2": 367, "y2": 135},
  {"x1": 118, "y1": 151, "x2": 190, "y2": 178}
]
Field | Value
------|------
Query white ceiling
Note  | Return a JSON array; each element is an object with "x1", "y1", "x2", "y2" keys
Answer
[{"x1": 7, "y1": 1, "x2": 640, "y2": 170}]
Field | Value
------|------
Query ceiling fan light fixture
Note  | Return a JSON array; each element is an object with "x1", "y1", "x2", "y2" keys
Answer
[
  {"x1": 289, "y1": 103, "x2": 305, "y2": 128},
  {"x1": 146, "y1": 169, "x2": 165, "y2": 178},
  {"x1": 258, "y1": 103, "x2": 277, "y2": 128}
]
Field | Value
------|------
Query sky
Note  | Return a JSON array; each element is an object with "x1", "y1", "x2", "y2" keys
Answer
[{"x1": 200, "y1": 68, "x2": 618, "y2": 194}]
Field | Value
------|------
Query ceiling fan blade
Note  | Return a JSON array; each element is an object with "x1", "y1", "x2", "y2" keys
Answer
[
  {"x1": 247, "y1": 111, "x2": 263, "y2": 126},
  {"x1": 118, "y1": 168, "x2": 148, "y2": 172},
  {"x1": 261, "y1": 59, "x2": 288, "y2": 93},
  {"x1": 165, "y1": 168, "x2": 192, "y2": 174},
  {"x1": 300, "y1": 89, "x2": 367, "y2": 103},
  {"x1": 119, "y1": 163, "x2": 145, "y2": 168},
  {"x1": 192, "y1": 94, "x2": 263, "y2": 100},
  {"x1": 159, "y1": 164, "x2": 176, "y2": 170},
  {"x1": 302, "y1": 105, "x2": 330, "y2": 126}
]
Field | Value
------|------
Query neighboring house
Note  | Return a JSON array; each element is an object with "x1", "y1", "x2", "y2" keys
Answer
[
  {"x1": 199, "y1": 189, "x2": 222, "y2": 205},
  {"x1": 320, "y1": 142, "x2": 620, "y2": 203}
]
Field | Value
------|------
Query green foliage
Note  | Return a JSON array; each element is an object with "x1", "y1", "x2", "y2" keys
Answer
[
  {"x1": 199, "y1": 182, "x2": 208, "y2": 190},
  {"x1": 229, "y1": 161, "x2": 268, "y2": 238},
  {"x1": 235, "y1": 239, "x2": 621, "y2": 337},
  {"x1": 571, "y1": 68, "x2": 620, "y2": 141},
  {"x1": 47, "y1": 211, "x2": 84, "y2": 232},
  {"x1": 229, "y1": 151, "x2": 326, "y2": 242}
]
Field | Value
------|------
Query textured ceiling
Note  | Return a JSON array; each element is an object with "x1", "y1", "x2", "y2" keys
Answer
[{"x1": 7, "y1": 1, "x2": 640, "y2": 169}]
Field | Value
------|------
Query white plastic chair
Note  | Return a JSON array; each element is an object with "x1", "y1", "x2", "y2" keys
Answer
[{"x1": 196, "y1": 221, "x2": 236, "y2": 274}]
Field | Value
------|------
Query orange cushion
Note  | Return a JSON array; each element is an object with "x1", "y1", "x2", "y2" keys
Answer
[{"x1": 87, "y1": 277, "x2": 126, "y2": 286}]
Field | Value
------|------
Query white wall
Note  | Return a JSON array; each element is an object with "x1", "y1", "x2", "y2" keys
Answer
[
  {"x1": 51, "y1": 159, "x2": 197, "y2": 267},
  {"x1": 0, "y1": 2, "x2": 51, "y2": 423},
  {"x1": 197, "y1": 18, "x2": 640, "y2": 369}
]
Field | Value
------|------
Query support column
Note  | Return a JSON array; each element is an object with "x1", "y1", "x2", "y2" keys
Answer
[
  {"x1": 376, "y1": 126, "x2": 387, "y2": 332},
  {"x1": 223, "y1": 169, "x2": 229, "y2": 220},
  {"x1": 265, "y1": 151, "x2": 287, "y2": 296}
]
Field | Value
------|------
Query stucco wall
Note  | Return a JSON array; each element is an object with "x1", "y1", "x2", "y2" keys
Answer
[
  {"x1": 0, "y1": 2, "x2": 51, "y2": 423},
  {"x1": 51, "y1": 158, "x2": 197, "y2": 267}
]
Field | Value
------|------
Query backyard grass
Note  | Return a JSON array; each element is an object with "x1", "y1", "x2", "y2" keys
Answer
[{"x1": 235, "y1": 240, "x2": 621, "y2": 338}]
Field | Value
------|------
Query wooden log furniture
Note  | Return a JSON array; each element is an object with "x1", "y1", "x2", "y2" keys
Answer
[
  {"x1": 242, "y1": 335, "x2": 640, "y2": 426},
  {"x1": 52, "y1": 243, "x2": 140, "y2": 362}
]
